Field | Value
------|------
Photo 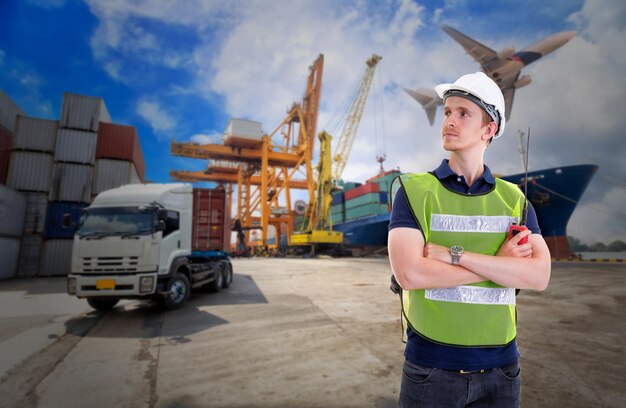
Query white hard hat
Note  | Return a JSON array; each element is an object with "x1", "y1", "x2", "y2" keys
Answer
[{"x1": 435, "y1": 72, "x2": 506, "y2": 138}]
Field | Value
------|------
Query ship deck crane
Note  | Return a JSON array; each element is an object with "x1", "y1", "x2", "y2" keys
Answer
[{"x1": 290, "y1": 54, "x2": 382, "y2": 248}]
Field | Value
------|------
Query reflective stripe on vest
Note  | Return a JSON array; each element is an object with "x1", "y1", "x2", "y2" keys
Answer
[{"x1": 398, "y1": 172, "x2": 525, "y2": 347}]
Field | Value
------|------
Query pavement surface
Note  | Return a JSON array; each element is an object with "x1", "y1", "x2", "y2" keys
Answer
[{"x1": 0, "y1": 258, "x2": 624, "y2": 407}]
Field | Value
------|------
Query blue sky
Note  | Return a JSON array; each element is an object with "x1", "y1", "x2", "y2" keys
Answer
[{"x1": 1, "y1": 0, "x2": 624, "y2": 244}]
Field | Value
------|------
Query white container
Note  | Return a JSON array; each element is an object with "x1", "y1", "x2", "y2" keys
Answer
[
  {"x1": 60, "y1": 93, "x2": 111, "y2": 132},
  {"x1": 49, "y1": 163, "x2": 93, "y2": 203},
  {"x1": 0, "y1": 185, "x2": 26, "y2": 237},
  {"x1": 39, "y1": 239, "x2": 73, "y2": 276},
  {"x1": 0, "y1": 91, "x2": 25, "y2": 133},
  {"x1": 6, "y1": 151, "x2": 53, "y2": 192},
  {"x1": 222, "y1": 118, "x2": 263, "y2": 146},
  {"x1": 0, "y1": 237, "x2": 21, "y2": 279},
  {"x1": 17, "y1": 234, "x2": 42, "y2": 277},
  {"x1": 14, "y1": 116, "x2": 58, "y2": 152},
  {"x1": 23, "y1": 193, "x2": 48, "y2": 234},
  {"x1": 92, "y1": 159, "x2": 140, "y2": 195},
  {"x1": 55, "y1": 128, "x2": 97, "y2": 164}
]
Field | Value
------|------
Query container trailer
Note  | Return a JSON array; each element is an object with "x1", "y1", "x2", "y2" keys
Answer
[{"x1": 64, "y1": 183, "x2": 233, "y2": 310}]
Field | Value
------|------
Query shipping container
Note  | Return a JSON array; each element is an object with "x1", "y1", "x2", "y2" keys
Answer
[
  {"x1": 331, "y1": 192, "x2": 345, "y2": 205},
  {"x1": 344, "y1": 183, "x2": 380, "y2": 201},
  {"x1": 55, "y1": 128, "x2": 97, "y2": 164},
  {"x1": 0, "y1": 236, "x2": 21, "y2": 279},
  {"x1": 0, "y1": 91, "x2": 25, "y2": 133},
  {"x1": 368, "y1": 170, "x2": 401, "y2": 194},
  {"x1": 192, "y1": 188, "x2": 230, "y2": 251},
  {"x1": 0, "y1": 185, "x2": 26, "y2": 237},
  {"x1": 23, "y1": 193, "x2": 48, "y2": 234},
  {"x1": 96, "y1": 122, "x2": 145, "y2": 181},
  {"x1": 44, "y1": 202, "x2": 86, "y2": 238},
  {"x1": 345, "y1": 192, "x2": 383, "y2": 210},
  {"x1": 17, "y1": 234, "x2": 42, "y2": 277},
  {"x1": 14, "y1": 116, "x2": 58, "y2": 152},
  {"x1": 92, "y1": 158, "x2": 141, "y2": 195},
  {"x1": 49, "y1": 163, "x2": 93, "y2": 203},
  {"x1": 7, "y1": 151, "x2": 53, "y2": 192},
  {"x1": 39, "y1": 239, "x2": 73, "y2": 276},
  {"x1": 0, "y1": 126, "x2": 11, "y2": 184},
  {"x1": 222, "y1": 118, "x2": 263, "y2": 147},
  {"x1": 344, "y1": 202, "x2": 389, "y2": 220},
  {"x1": 60, "y1": 92, "x2": 111, "y2": 132}
]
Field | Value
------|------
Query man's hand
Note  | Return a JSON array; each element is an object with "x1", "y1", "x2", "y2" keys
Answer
[
  {"x1": 497, "y1": 229, "x2": 533, "y2": 258},
  {"x1": 424, "y1": 242, "x2": 452, "y2": 264}
]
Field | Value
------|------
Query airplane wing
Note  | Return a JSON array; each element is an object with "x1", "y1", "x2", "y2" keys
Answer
[{"x1": 442, "y1": 25, "x2": 498, "y2": 66}]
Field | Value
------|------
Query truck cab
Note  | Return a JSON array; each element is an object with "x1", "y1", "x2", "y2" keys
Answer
[{"x1": 66, "y1": 183, "x2": 232, "y2": 310}]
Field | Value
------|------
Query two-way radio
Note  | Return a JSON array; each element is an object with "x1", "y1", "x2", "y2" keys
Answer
[{"x1": 507, "y1": 127, "x2": 530, "y2": 244}]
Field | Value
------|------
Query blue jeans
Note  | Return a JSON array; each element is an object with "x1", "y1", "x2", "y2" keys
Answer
[{"x1": 399, "y1": 360, "x2": 521, "y2": 407}]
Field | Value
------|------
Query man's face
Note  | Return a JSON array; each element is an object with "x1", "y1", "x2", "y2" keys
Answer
[{"x1": 441, "y1": 96, "x2": 491, "y2": 153}]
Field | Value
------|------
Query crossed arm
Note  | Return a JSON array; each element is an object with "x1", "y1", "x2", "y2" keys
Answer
[{"x1": 388, "y1": 228, "x2": 552, "y2": 291}]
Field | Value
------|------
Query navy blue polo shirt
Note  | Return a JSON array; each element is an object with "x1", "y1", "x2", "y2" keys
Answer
[{"x1": 389, "y1": 159, "x2": 540, "y2": 370}]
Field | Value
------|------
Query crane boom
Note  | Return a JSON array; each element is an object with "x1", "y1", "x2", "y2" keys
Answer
[{"x1": 332, "y1": 54, "x2": 382, "y2": 179}]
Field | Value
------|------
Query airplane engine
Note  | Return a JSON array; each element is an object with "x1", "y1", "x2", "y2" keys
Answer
[
  {"x1": 497, "y1": 47, "x2": 516, "y2": 59},
  {"x1": 514, "y1": 75, "x2": 532, "y2": 89}
]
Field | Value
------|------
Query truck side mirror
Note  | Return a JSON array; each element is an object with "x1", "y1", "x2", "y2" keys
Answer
[
  {"x1": 155, "y1": 220, "x2": 166, "y2": 232},
  {"x1": 62, "y1": 213, "x2": 72, "y2": 228}
]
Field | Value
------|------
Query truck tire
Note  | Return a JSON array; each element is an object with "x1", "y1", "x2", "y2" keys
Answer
[
  {"x1": 208, "y1": 262, "x2": 224, "y2": 293},
  {"x1": 163, "y1": 273, "x2": 191, "y2": 309},
  {"x1": 221, "y1": 261, "x2": 233, "y2": 289},
  {"x1": 87, "y1": 297, "x2": 119, "y2": 311}
]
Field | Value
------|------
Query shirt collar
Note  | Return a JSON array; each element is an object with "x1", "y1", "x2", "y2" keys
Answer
[{"x1": 433, "y1": 159, "x2": 496, "y2": 185}]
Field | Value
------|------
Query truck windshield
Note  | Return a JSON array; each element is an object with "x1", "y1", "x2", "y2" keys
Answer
[{"x1": 76, "y1": 207, "x2": 156, "y2": 238}]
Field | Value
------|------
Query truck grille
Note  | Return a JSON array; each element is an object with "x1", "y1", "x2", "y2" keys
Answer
[{"x1": 81, "y1": 256, "x2": 140, "y2": 273}]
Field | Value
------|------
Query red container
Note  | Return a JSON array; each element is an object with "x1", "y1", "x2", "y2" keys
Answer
[
  {"x1": 0, "y1": 127, "x2": 12, "y2": 184},
  {"x1": 96, "y1": 122, "x2": 146, "y2": 182},
  {"x1": 192, "y1": 188, "x2": 231, "y2": 252},
  {"x1": 344, "y1": 182, "x2": 380, "y2": 201}
]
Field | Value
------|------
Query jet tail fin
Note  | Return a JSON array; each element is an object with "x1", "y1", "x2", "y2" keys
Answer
[{"x1": 404, "y1": 88, "x2": 442, "y2": 126}]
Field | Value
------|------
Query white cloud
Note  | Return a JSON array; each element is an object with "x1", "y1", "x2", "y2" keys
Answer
[
  {"x1": 137, "y1": 100, "x2": 176, "y2": 132},
  {"x1": 189, "y1": 132, "x2": 221, "y2": 144}
]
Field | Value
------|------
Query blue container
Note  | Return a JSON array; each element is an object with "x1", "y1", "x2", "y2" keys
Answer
[
  {"x1": 379, "y1": 191, "x2": 388, "y2": 204},
  {"x1": 331, "y1": 192, "x2": 345, "y2": 205},
  {"x1": 44, "y1": 202, "x2": 86, "y2": 238}
]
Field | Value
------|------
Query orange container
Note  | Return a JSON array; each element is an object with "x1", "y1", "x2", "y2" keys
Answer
[
  {"x1": 192, "y1": 188, "x2": 231, "y2": 251},
  {"x1": 344, "y1": 182, "x2": 380, "y2": 201}
]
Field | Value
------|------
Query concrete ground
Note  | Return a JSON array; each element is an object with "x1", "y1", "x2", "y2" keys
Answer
[{"x1": 0, "y1": 258, "x2": 624, "y2": 408}]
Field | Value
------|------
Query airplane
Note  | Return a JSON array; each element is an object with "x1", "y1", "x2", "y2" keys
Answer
[{"x1": 405, "y1": 25, "x2": 576, "y2": 125}]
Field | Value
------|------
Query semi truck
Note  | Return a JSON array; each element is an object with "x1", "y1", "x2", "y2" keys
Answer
[{"x1": 64, "y1": 183, "x2": 233, "y2": 311}]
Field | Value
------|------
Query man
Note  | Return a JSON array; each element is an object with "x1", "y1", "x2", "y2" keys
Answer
[{"x1": 388, "y1": 72, "x2": 551, "y2": 407}]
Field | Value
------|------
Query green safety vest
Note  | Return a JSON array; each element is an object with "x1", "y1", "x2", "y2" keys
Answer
[{"x1": 395, "y1": 172, "x2": 525, "y2": 347}]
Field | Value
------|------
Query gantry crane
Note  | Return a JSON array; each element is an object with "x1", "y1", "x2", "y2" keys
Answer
[
  {"x1": 290, "y1": 54, "x2": 382, "y2": 248},
  {"x1": 170, "y1": 54, "x2": 324, "y2": 251}
]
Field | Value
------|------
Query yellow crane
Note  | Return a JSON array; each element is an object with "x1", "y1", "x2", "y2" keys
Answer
[{"x1": 290, "y1": 54, "x2": 382, "y2": 249}]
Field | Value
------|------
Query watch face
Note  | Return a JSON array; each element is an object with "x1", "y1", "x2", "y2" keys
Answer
[{"x1": 450, "y1": 246, "x2": 463, "y2": 254}]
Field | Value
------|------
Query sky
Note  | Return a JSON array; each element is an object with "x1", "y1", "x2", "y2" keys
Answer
[{"x1": 1, "y1": 0, "x2": 625, "y2": 245}]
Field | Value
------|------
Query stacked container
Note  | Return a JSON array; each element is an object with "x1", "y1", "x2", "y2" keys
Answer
[
  {"x1": 39, "y1": 93, "x2": 111, "y2": 276},
  {"x1": 94, "y1": 122, "x2": 145, "y2": 198},
  {"x1": 7, "y1": 115, "x2": 58, "y2": 277},
  {"x1": 0, "y1": 91, "x2": 149, "y2": 278},
  {"x1": 0, "y1": 185, "x2": 27, "y2": 279}
]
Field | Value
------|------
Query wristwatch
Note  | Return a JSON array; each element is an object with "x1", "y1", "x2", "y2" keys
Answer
[{"x1": 449, "y1": 246, "x2": 464, "y2": 265}]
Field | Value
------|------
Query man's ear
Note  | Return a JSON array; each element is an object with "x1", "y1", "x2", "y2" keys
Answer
[{"x1": 483, "y1": 122, "x2": 497, "y2": 140}]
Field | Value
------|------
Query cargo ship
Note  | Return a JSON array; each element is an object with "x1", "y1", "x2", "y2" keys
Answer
[{"x1": 331, "y1": 164, "x2": 599, "y2": 259}]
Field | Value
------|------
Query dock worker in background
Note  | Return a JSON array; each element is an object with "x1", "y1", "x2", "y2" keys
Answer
[{"x1": 388, "y1": 72, "x2": 551, "y2": 407}]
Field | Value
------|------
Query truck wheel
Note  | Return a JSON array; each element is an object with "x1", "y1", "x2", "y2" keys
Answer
[
  {"x1": 221, "y1": 261, "x2": 233, "y2": 289},
  {"x1": 163, "y1": 273, "x2": 191, "y2": 309},
  {"x1": 208, "y1": 262, "x2": 224, "y2": 293},
  {"x1": 87, "y1": 298, "x2": 119, "y2": 311}
]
